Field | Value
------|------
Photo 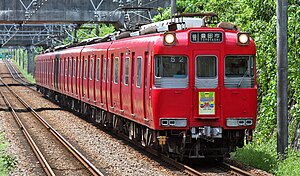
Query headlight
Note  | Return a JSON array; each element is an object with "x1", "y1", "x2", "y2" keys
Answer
[
  {"x1": 237, "y1": 33, "x2": 250, "y2": 45},
  {"x1": 164, "y1": 32, "x2": 176, "y2": 46}
]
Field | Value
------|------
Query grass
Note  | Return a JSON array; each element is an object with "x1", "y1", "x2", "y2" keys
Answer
[
  {"x1": 232, "y1": 138, "x2": 300, "y2": 175},
  {"x1": 12, "y1": 59, "x2": 36, "y2": 83},
  {"x1": 0, "y1": 133, "x2": 16, "y2": 175}
]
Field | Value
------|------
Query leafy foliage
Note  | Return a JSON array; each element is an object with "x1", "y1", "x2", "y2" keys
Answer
[
  {"x1": 0, "y1": 133, "x2": 16, "y2": 175},
  {"x1": 64, "y1": 24, "x2": 115, "y2": 43}
]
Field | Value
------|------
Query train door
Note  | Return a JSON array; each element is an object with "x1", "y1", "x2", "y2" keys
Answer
[
  {"x1": 107, "y1": 55, "x2": 113, "y2": 110},
  {"x1": 95, "y1": 56, "x2": 101, "y2": 103},
  {"x1": 88, "y1": 56, "x2": 95, "y2": 102},
  {"x1": 51, "y1": 58, "x2": 54, "y2": 88},
  {"x1": 130, "y1": 53, "x2": 135, "y2": 116},
  {"x1": 132, "y1": 56, "x2": 144, "y2": 119},
  {"x1": 111, "y1": 56, "x2": 121, "y2": 112},
  {"x1": 72, "y1": 57, "x2": 76, "y2": 95},
  {"x1": 77, "y1": 57, "x2": 82, "y2": 99},
  {"x1": 119, "y1": 53, "x2": 124, "y2": 112},
  {"x1": 82, "y1": 56, "x2": 88, "y2": 101},
  {"x1": 121, "y1": 56, "x2": 131, "y2": 117},
  {"x1": 64, "y1": 58, "x2": 67, "y2": 93},
  {"x1": 68, "y1": 58, "x2": 72, "y2": 95},
  {"x1": 192, "y1": 50, "x2": 220, "y2": 120},
  {"x1": 101, "y1": 58, "x2": 107, "y2": 109},
  {"x1": 143, "y1": 52, "x2": 150, "y2": 121}
]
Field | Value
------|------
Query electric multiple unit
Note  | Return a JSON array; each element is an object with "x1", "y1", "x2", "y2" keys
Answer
[{"x1": 36, "y1": 15, "x2": 257, "y2": 159}]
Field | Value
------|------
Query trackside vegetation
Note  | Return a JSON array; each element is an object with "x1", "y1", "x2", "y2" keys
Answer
[
  {"x1": 154, "y1": 0, "x2": 299, "y2": 175},
  {"x1": 12, "y1": 59, "x2": 35, "y2": 83},
  {"x1": 0, "y1": 133, "x2": 16, "y2": 175}
]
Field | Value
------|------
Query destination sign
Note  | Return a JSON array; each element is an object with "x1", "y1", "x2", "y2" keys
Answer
[{"x1": 190, "y1": 32, "x2": 223, "y2": 43}]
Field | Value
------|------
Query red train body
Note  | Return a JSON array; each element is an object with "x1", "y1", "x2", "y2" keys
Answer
[{"x1": 35, "y1": 17, "x2": 257, "y2": 159}]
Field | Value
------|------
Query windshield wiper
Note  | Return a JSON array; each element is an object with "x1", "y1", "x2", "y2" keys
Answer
[{"x1": 238, "y1": 68, "x2": 249, "y2": 87}]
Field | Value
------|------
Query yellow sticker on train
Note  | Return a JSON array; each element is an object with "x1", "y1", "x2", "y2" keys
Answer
[{"x1": 199, "y1": 92, "x2": 215, "y2": 115}]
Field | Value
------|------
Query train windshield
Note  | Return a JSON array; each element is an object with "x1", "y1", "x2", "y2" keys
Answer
[
  {"x1": 154, "y1": 55, "x2": 188, "y2": 88},
  {"x1": 195, "y1": 55, "x2": 218, "y2": 88},
  {"x1": 225, "y1": 55, "x2": 254, "y2": 88}
]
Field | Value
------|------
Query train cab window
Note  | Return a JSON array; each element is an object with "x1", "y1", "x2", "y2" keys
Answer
[
  {"x1": 154, "y1": 55, "x2": 188, "y2": 88},
  {"x1": 225, "y1": 55, "x2": 254, "y2": 88},
  {"x1": 124, "y1": 57, "x2": 130, "y2": 86},
  {"x1": 195, "y1": 56, "x2": 218, "y2": 88},
  {"x1": 84, "y1": 59, "x2": 87, "y2": 79},
  {"x1": 114, "y1": 57, "x2": 119, "y2": 84},
  {"x1": 103, "y1": 59, "x2": 106, "y2": 81},
  {"x1": 90, "y1": 58, "x2": 94, "y2": 80},
  {"x1": 136, "y1": 57, "x2": 142, "y2": 88},
  {"x1": 96, "y1": 58, "x2": 100, "y2": 81}
]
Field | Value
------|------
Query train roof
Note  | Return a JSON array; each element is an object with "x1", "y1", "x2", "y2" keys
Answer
[{"x1": 41, "y1": 13, "x2": 244, "y2": 54}]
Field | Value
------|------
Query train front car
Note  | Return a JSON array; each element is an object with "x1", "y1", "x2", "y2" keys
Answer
[{"x1": 151, "y1": 17, "x2": 257, "y2": 159}]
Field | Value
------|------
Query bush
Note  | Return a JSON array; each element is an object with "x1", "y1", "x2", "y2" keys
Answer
[{"x1": 0, "y1": 133, "x2": 16, "y2": 175}]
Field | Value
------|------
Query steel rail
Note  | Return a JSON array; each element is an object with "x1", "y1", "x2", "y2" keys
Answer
[
  {"x1": 115, "y1": 132, "x2": 205, "y2": 176},
  {"x1": 221, "y1": 162, "x2": 253, "y2": 176},
  {"x1": 4, "y1": 59, "x2": 32, "y2": 84},
  {"x1": 5, "y1": 60, "x2": 27, "y2": 82},
  {"x1": 3, "y1": 59, "x2": 36, "y2": 90},
  {"x1": 147, "y1": 147, "x2": 205, "y2": 176},
  {"x1": 0, "y1": 78, "x2": 104, "y2": 176},
  {"x1": 0, "y1": 79, "x2": 55, "y2": 176}
]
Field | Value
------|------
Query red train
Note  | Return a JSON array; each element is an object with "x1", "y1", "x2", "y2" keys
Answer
[{"x1": 35, "y1": 14, "x2": 257, "y2": 159}]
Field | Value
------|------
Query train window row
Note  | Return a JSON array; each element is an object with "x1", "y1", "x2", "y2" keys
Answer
[
  {"x1": 37, "y1": 55, "x2": 145, "y2": 89},
  {"x1": 37, "y1": 55, "x2": 254, "y2": 90}
]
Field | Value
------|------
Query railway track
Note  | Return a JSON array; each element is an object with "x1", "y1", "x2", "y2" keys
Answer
[
  {"x1": 220, "y1": 162, "x2": 253, "y2": 176},
  {"x1": 107, "y1": 128, "x2": 254, "y2": 176},
  {"x1": 0, "y1": 77, "x2": 104, "y2": 176},
  {"x1": 3, "y1": 59, "x2": 36, "y2": 90}
]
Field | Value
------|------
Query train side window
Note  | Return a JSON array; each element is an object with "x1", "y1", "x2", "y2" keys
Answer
[
  {"x1": 103, "y1": 58, "x2": 106, "y2": 81},
  {"x1": 65, "y1": 58, "x2": 68, "y2": 76},
  {"x1": 107, "y1": 59, "x2": 111, "y2": 82},
  {"x1": 114, "y1": 57, "x2": 119, "y2": 84},
  {"x1": 79, "y1": 57, "x2": 82, "y2": 78},
  {"x1": 84, "y1": 59, "x2": 87, "y2": 79},
  {"x1": 73, "y1": 58, "x2": 76, "y2": 77},
  {"x1": 96, "y1": 58, "x2": 100, "y2": 81},
  {"x1": 136, "y1": 57, "x2": 142, "y2": 88},
  {"x1": 90, "y1": 58, "x2": 94, "y2": 80},
  {"x1": 69, "y1": 58, "x2": 72, "y2": 76},
  {"x1": 195, "y1": 56, "x2": 218, "y2": 88},
  {"x1": 124, "y1": 57, "x2": 129, "y2": 86},
  {"x1": 58, "y1": 59, "x2": 60, "y2": 76}
]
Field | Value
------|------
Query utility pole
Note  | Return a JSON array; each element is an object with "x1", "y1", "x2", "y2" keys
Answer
[
  {"x1": 171, "y1": 0, "x2": 177, "y2": 16},
  {"x1": 27, "y1": 48, "x2": 30, "y2": 74},
  {"x1": 95, "y1": 24, "x2": 99, "y2": 36},
  {"x1": 22, "y1": 48, "x2": 25, "y2": 70},
  {"x1": 276, "y1": 0, "x2": 288, "y2": 159}
]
